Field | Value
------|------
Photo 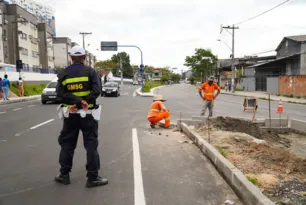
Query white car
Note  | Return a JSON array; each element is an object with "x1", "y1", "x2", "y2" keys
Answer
[
  {"x1": 133, "y1": 81, "x2": 139, "y2": 85},
  {"x1": 41, "y1": 77, "x2": 60, "y2": 104}
]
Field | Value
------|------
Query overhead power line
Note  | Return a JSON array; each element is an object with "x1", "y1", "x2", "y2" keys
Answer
[{"x1": 234, "y1": 0, "x2": 292, "y2": 26}]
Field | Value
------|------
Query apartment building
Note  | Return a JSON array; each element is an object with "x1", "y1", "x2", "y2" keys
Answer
[
  {"x1": 38, "y1": 23, "x2": 54, "y2": 69},
  {"x1": 5, "y1": 4, "x2": 40, "y2": 70},
  {"x1": 53, "y1": 37, "x2": 71, "y2": 68}
]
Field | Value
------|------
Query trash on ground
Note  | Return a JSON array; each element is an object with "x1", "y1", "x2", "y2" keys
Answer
[{"x1": 224, "y1": 199, "x2": 235, "y2": 204}]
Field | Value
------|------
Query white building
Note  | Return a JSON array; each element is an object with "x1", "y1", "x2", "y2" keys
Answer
[{"x1": 53, "y1": 37, "x2": 71, "y2": 68}]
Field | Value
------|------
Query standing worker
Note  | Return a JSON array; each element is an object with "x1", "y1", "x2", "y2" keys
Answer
[
  {"x1": 198, "y1": 76, "x2": 221, "y2": 117},
  {"x1": 55, "y1": 46, "x2": 108, "y2": 188},
  {"x1": 147, "y1": 95, "x2": 171, "y2": 128}
]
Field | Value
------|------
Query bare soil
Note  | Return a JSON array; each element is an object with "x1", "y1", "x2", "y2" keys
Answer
[{"x1": 195, "y1": 117, "x2": 306, "y2": 205}]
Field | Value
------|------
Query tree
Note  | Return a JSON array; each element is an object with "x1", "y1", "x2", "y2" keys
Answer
[
  {"x1": 95, "y1": 60, "x2": 117, "y2": 73},
  {"x1": 111, "y1": 52, "x2": 134, "y2": 78},
  {"x1": 184, "y1": 48, "x2": 218, "y2": 80},
  {"x1": 171, "y1": 73, "x2": 182, "y2": 83}
]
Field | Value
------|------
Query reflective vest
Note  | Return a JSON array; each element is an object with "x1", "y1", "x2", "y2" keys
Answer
[
  {"x1": 147, "y1": 101, "x2": 167, "y2": 118},
  {"x1": 198, "y1": 82, "x2": 220, "y2": 101},
  {"x1": 61, "y1": 65, "x2": 94, "y2": 109}
]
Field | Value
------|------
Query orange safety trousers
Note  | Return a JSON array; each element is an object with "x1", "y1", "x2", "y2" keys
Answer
[{"x1": 148, "y1": 111, "x2": 171, "y2": 127}]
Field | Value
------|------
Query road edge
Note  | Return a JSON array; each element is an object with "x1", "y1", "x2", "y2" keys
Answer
[
  {"x1": 0, "y1": 95, "x2": 41, "y2": 105},
  {"x1": 177, "y1": 121, "x2": 275, "y2": 205}
]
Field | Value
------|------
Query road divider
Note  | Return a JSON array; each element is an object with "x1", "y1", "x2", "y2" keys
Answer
[{"x1": 134, "y1": 86, "x2": 165, "y2": 97}]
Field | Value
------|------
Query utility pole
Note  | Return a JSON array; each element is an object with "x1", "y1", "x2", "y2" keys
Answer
[
  {"x1": 221, "y1": 25, "x2": 239, "y2": 93},
  {"x1": 79, "y1": 32, "x2": 92, "y2": 49},
  {"x1": 119, "y1": 56, "x2": 123, "y2": 86}
]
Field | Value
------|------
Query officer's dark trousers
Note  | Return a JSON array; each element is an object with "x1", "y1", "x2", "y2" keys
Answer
[{"x1": 58, "y1": 114, "x2": 100, "y2": 180}]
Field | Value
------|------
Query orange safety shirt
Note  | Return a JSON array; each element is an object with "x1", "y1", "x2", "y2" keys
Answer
[
  {"x1": 147, "y1": 101, "x2": 167, "y2": 118},
  {"x1": 198, "y1": 82, "x2": 221, "y2": 101}
]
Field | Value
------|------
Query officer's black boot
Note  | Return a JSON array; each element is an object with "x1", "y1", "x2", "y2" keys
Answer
[
  {"x1": 86, "y1": 176, "x2": 108, "y2": 188},
  {"x1": 54, "y1": 174, "x2": 70, "y2": 185}
]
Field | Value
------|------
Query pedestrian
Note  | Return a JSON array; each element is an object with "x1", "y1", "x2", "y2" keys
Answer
[
  {"x1": 0, "y1": 78, "x2": 2, "y2": 99},
  {"x1": 1, "y1": 74, "x2": 10, "y2": 100},
  {"x1": 198, "y1": 76, "x2": 221, "y2": 117},
  {"x1": 147, "y1": 95, "x2": 171, "y2": 128},
  {"x1": 55, "y1": 46, "x2": 108, "y2": 188},
  {"x1": 17, "y1": 77, "x2": 24, "y2": 97}
]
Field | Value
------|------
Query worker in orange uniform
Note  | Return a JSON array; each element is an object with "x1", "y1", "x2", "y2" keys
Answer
[
  {"x1": 147, "y1": 95, "x2": 170, "y2": 128},
  {"x1": 198, "y1": 76, "x2": 221, "y2": 117}
]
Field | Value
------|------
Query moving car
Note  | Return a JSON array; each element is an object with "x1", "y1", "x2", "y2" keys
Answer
[
  {"x1": 41, "y1": 78, "x2": 61, "y2": 104},
  {"x1": 133, "y1": 80, "x2": 139, "y2": 85},
  {"x1": 102, "y1": 82, "x2": 120, "y2": 97}
]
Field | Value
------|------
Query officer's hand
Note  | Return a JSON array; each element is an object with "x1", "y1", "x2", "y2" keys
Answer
[
  {"x1": 69, "y1": 105, "x2": 78, "y2": 112},
  {"x1": 81, "y1": 100, "x2": 88, "y2": 110}
]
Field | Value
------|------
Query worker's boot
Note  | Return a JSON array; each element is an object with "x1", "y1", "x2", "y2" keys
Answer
[
  {"x1": 150, "y1": 123, "x2": 156, "y2": 128},
  {"x1": 54, "y1": 174, "x2": 70, "y2": 185},
  {"x1": 86, "y1": 176, "x2": 108, "y2": 188}
]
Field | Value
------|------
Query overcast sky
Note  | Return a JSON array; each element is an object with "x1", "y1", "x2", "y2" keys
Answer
[{"x1": 42, "y1": 0, "x2": 305, "y2": 71}]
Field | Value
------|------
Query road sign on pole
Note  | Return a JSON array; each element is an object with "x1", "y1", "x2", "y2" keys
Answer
[{"x1": 100, "y1": 41, "x2": 118, "y2": 51}]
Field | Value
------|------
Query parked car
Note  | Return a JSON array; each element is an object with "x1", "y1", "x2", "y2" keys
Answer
[
  {"x1": 102, "y1": 82, "x2": 120, "y2": 97},
  {"x1": 41, "y1": 78, "x2": 61, "y2": 104},
  {"x1": 133, "y1": 80, "x2": 139, "y2": 85}
]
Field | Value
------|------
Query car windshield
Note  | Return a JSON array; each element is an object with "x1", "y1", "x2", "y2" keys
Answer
[
  {"x1": 47, "y1": 82, "x2": 57, "y2": 88},
  {"x1": 104, "y1": 83, "x2": 118, "y2": 87}
]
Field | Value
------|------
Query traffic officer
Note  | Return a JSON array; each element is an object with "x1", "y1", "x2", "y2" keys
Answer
[
  {"x1": 198, "y1": 76, "x2": 221, "y2": 117},
  {"x1": 55, "y1": 46, "x2": 108, "y2": 188}
]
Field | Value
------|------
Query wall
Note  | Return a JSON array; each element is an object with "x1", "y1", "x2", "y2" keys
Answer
[
  {"x1": 53, "y1": 42, "x2": 67, "y2": 67},
  {"x1": 240, "y1": 77, "x2": 255, "y2": 91},
  {"x1": 0, "y1": 70, "x2": 56, "y2": 82},
  {"x1": 279, "y1": 75, "x2": 306, "y2": 96},
  {"x1": 267, "y1": 77, "x2": 279, "y2": 95},
  {"x1": 301, "y1": 43, "x2": 306, "y2": 74},
  {"x1": 277, "y1": 38, "x2": 301, "y2": 58},
  {"x1": 0, "y1": 9, "x2": 4, "y2": 63}
]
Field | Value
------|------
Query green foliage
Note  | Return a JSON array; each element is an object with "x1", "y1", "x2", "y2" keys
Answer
[
  {"x1": 95, "y1": 60, "x2": 117, "y2": 73},
  {"x1": 161, "y1": 75, "x2": 170, "y2": 83},
  {"x1": 184, "y1": 48, "x2": 218, "y2": 78},
  {"x1": 10, "y1": 82, "x2": 47, "y2": 96},
  {"x1": 247, "y1": 176, "x2": 261, "y2": 186},
  {"x1": 171, "y1": 73, "x2": 182, "y2": 83},
  {"x1": 111, "y1": 52, "x2": 134, "y2": 78},
  {"x1": 215, "y1": 145, "x2": 229, "y2": 157},
  {"x1": 235, "y1": 87, "x2": 244, "y2": 91},
  {"x1": 282, "y1": 93, "x2": 294, "y2": 98},
  {"x1": 189, "y1": 76, "x2": 196, "y2": 85},
  {"x1": 143, "y1": 81, "x2": 162, "y2": 92}
]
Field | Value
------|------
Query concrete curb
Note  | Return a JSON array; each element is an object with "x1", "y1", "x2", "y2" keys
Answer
[
  {"x1": 0, "y1": 95, "x2": 41, "y2": 105},
  {"x1": 134, "y1": 85, "x2": 165, "y2": 97},
  {"x1": 177, "y1": 121, "x2": 275, "y2": 205}
]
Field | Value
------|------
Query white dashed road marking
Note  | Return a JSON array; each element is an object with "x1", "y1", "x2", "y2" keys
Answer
[
  {"x1": 0, "y1": 111, "x2": 6, "y2": 115},
  {"x1": 30, "y1": 119, "x2": 54, "y2": 130},
  {"x1": 13, "y1": 108, "x2": 23, "y2": 111},
  {"x1": 28, "y1": 105, "x2": 36, "y2": 107},
  {"x1": 132, "y1": 128, "x2": 146, "y2": 205}
]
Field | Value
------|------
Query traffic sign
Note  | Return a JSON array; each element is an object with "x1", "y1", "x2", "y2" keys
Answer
[
  {"x1": 16, "y1": 59, "x2": 23, "y2": 72},
  {"x1": 101, "y1": 41, "x2": 118, "y2": 51}
]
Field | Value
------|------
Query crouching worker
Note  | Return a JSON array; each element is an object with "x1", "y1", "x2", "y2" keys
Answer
[{"x1": 147, "y1": 95, "x2": 170, "y2": 128}]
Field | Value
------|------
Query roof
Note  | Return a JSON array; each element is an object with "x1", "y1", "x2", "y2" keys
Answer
[
  {"x1": 248, "y1": 52, "x2": 301, "y2": 68},
  {"x1": 276, "y1": 35, "x2": 306, "y2": 51}
]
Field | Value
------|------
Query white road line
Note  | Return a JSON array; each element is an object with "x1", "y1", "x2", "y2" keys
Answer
[
  {"x1": 30, "y1": 119, "x2": 54, "y2": 130},
  {"x1": 132, "y1": 128, "x2": 146, "y2": 205},
  {"x1": 28, "y1": 105, "x2": 36, "y2": 107},
  {"x1": 0, "y1": 111, "x2": 6, "y2": 115},
  {"x1": 13, "y1": 108, "x2": 23, "y2": 111}
]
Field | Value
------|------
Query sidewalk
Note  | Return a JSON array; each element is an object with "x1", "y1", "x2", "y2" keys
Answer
[
  {"x1": 221, "y1": 90, "x2": 306, "y2": 104},
  {"x1": 0, "y1": 95, "x2": 41, "y2": 105}
]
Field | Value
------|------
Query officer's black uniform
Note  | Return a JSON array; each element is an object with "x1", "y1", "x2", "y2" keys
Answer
[{"x1": 55, "y1": 61, "x2": 108, "y2": 188}]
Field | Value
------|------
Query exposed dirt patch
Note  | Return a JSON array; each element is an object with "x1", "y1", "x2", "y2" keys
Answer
[{"x1": 195, "y1": 117, "x2": 306, "y2": 205}]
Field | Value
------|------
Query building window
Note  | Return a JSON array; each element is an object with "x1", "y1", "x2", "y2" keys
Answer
[
  {"x1": 20, "y1": 33, "x2": 28, "y2": 40},
  {"x1": 20, "y1": 47, "x2": 28, "y2": 56},
  {"x1": 32, "y1": 51, "x2": 39, "y2": 58}
]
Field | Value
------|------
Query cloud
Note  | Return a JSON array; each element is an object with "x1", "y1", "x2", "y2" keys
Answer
[{"x1": 37, "y1": 0, "x2": 306, "y2": 69}]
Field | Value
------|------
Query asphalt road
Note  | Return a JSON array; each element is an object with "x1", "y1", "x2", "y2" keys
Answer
[
  {"x1": 155, "y1": 84, "x2": 306, "y2": 122},
  {"x1": 0, "y1": 84, "x2": 246, "y2": 205}
]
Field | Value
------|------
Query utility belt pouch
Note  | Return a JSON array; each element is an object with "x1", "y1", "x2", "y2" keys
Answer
[
  {"x1": 92, "y1": 105, "x2": 102, "y2": 121},
  {"x1": 57, "y1": 104, "x2": 69, "y2": 119}
]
